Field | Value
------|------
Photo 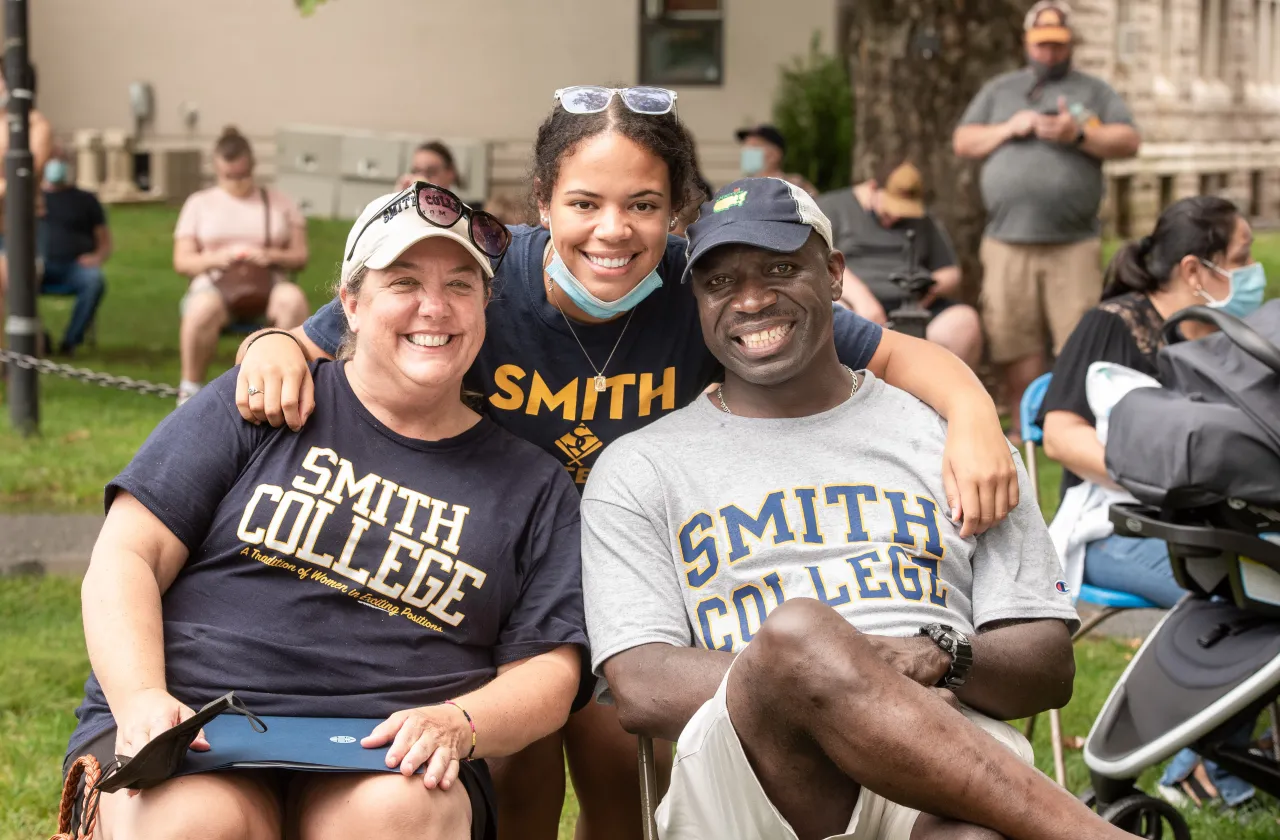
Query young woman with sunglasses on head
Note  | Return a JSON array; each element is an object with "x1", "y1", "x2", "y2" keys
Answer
[{"x1": 234, "y1": 85, "x2": 1022, "y2": 840}]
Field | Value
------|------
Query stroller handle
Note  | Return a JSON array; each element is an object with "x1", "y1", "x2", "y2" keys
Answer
[
  {"x1": 1163, "y1": 305, "x2": 1280, "y2": 375},
  {"x1": 1109, "y1": 503, "x2": 1280, "y2": 576}
]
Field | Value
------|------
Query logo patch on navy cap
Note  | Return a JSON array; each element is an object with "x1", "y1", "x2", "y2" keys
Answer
[{"x1": 713, "y1": 189, "x2": 748, "y2": 213}]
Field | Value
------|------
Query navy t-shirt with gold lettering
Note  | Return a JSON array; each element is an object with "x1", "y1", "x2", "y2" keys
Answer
[
  {"x1": 304, "y1": 225, "x2": 884, "y2": 490},
  {"x1": 67, "y1": 360, "x2": 586, "y2": 757}
]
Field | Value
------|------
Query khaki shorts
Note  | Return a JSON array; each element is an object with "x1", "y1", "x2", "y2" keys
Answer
[
  {"x1": 979, "y1": 236, "x2": 1103, "y2": 364},
  {"x1": 655, "y1": 666, "x2": 1035, "y2": 840}
]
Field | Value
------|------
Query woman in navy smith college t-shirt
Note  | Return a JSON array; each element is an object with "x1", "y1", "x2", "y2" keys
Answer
[
  {"x1": 233, "y1": 88, "x2": 1021, "y2": 840},
  {"x1": 64, "y1": 191, "x2": 586, "y2": 840}
]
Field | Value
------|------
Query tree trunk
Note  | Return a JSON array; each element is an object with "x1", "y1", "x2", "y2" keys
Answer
[{"x1": 841, "y1": 1, "x2": 1033, "y2": 301}]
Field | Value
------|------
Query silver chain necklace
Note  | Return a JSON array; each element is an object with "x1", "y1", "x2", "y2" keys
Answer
[
  {"x1": 544, "y1": 244, "x2": 636, "y2": 392},
  {"x1": 716, "y1": 365, "x2": 860, "y2": 414}
]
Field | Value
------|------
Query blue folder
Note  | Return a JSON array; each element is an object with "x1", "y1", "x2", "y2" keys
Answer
[{"x1": 178, "y1": 714, "x2": 417, "y2": 776}]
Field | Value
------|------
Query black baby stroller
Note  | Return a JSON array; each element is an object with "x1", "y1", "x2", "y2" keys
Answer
[{"x1": 1082, "y1": 301, "x2": 1280, "y2": 838}]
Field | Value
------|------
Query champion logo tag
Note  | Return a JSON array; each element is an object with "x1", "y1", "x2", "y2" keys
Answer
[
  {"x1": 1055, "y1": 580, "x2": 1070, "y2": 594},
  {"x1": 330, "y1": 735, "x2": 357, "y2": 744}
]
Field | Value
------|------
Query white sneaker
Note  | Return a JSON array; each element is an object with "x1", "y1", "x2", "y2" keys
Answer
[{"x1": 1157, "y1": 784, "x2": 1190, "y2": 807}]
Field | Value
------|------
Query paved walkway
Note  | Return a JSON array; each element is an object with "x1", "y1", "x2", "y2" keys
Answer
[
  {"x1": 0, "y1": 513, "x2": 1166, "y2": 638},
  {"x1": 1, "y1": 512, "x2": 105, "y2": 575}
]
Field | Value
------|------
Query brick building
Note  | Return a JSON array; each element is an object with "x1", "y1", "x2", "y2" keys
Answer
[{"x1": 1073, "y1": 0, "x2": 1280, "y2": 233}]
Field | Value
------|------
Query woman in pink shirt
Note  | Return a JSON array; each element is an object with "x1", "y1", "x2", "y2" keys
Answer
[{"x1": 173, "y1": 127, "x2": 310, "y2": 404}]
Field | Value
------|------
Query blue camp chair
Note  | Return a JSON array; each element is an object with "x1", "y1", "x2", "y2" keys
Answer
[{"x1": 1020, "y1": 372, "x2": 1158, "y2": 787}]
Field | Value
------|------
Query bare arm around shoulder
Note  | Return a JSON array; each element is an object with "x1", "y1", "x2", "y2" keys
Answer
[
  {"x1": 866, "y1": 331, "x2": 1018, "y2": 537},
  {"x1": 604, "y1": 644, "x2": 734, "y2": 742},
  {"x1": 1042, "y1": 409, "x2": 1118, "y2": 489},
  {"x1": 81, "y1": 492, "x2": 212, "y2": 756},
  {"x1": 233, "y1": 327, "x2": 329, "y2": 430}
]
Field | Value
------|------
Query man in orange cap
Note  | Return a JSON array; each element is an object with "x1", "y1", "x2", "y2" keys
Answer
[{"x1": 952, "y1": 0, "x2": 1141, "y2": 438}]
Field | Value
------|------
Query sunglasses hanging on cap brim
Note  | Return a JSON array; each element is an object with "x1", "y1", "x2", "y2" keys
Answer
[
  {"x1": 553, "y1": 86, "x2": 678, "y2": 117},
  {"x1": 346, "y1": 182, "x2": 512, "y2": 271}
]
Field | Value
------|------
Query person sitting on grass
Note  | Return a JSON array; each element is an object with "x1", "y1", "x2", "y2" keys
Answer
[
  {"x1": 64, "y1": 185, "x2": 584, "y2": 840},
  {"x1": 580, "y1": 178, "x2": 1138, "y2": 840}
]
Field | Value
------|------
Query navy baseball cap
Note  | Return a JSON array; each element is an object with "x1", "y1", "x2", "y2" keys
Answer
[
  {"x1": 735, "y1": 124, "x2": 787, "y2": 153},
  {"x1": 682, "y1": 177, "x2": 834, "y2": 284}
]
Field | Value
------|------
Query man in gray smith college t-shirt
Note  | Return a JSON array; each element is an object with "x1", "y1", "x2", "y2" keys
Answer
[
  {"x1": 953, "y1": 0, "x2": 1140, "y2": 434},
  {"x1": 579, "y1": 177, "x2": 1130, "y2": 840}
]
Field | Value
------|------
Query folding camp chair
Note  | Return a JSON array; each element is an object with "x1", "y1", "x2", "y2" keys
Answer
[
  {"x1": 1019, "y1": 373, "x2": 1159, "y2": 787},
  {"x1": 638, "y1": 735, "x2": 660, "y2": 840}
]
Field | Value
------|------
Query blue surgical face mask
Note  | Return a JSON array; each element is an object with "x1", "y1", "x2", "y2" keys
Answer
[
  {"x1": 1198, "y1": 259, "x2": 1266, "y2": 320},
  {"x1": 545, "y1": 233, "x2": 664, "y2": 320},
  {"x1": 740, "y1": 146, "x2": 766, "y2": 176},
  {"x1": 44, "y1": 159, "x2": 68, "y2": 186}
]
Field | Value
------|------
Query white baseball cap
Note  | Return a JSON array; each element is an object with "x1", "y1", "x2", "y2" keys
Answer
[{"x1": 341, "y1": 189, "x2": 499, "y2": 285}]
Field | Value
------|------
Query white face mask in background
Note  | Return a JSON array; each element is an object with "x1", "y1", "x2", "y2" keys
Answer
[{"x1": 740, "y1": 147, "x2": 766, "y2": 176}]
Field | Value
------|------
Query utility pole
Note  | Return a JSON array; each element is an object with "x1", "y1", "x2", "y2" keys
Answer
[{"x1": 4, "y1": 0, "x2": 37, "y2": 435}]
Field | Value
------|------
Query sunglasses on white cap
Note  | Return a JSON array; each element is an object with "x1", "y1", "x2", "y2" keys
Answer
[
  {"x1": 553, "y1": 86, "x2": 678, "y2": 116},
  {"x1": 345, "y1": 182, "x2": 511, "y2": 268}
]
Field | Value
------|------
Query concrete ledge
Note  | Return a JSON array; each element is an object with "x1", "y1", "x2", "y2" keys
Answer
[{"x1": 0, "y1": 513, "x2": 103, "y2": 575}]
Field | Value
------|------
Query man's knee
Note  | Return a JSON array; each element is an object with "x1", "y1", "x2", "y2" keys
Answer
[
  {"x1": 296, "y1": 772, "x2": 470, "y2": 840},
  {"x1": 738, "y1": 599, "x2": 861, "y2": 699}
]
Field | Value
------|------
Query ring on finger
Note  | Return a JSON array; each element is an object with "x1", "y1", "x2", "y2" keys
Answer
[{"x1": 246, "y1": 386, "x2": 261, "y2": 397}]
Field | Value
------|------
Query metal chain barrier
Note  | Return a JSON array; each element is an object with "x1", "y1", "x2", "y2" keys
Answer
[{"x1": 0, "y1": 348, "x2": 179, "y2": 398}]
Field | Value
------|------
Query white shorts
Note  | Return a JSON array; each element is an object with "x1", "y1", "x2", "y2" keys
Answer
[{"x1": 656, "y1": 667, "x2": 1034, "y2": 840}]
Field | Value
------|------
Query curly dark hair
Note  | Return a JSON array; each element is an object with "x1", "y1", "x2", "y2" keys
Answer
[{"x1": 530, "y1": 88, "x2": 700, "y2": 214}]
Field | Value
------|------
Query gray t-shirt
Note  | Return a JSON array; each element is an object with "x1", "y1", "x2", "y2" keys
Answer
[
  {"x1": 581, "y1": 372, "x2": 1078, "y2": 675},
  {"x1": 817, "y1": 189, "x2": 958, "y2": 311},
  {"x1": 958, "y1": 67, "x2": 1135, "y2": 245}
]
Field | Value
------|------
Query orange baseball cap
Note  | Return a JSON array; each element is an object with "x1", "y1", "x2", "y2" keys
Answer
[
  {"x1": 1025, "y1": 1, "x2": 1073, "y2": 45},
  {"x1": 879, "y1": 163, "x2": 925, "y2": 219}
]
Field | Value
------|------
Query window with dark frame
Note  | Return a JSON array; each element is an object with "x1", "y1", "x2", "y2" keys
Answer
[{"x1": 639, "y1": 0, "x2": 724, "y2": 87}]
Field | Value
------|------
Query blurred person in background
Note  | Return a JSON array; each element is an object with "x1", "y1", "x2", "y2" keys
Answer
[
  {"x1": 40, "y1": 152, "x2": 111, "y2": 356},
  {"x1": 821, "y1": 160, "x2": 983, "y2": 369},
  {"x1": 172, "y1": 126, "x2": 310, "y2": 405},
  {"x1": 952, "y1": 0, "x2": 1139, "y2": 436},
  {"x1": 482, "y1": 190, "x2": 537, "y2": 228},
  {"x1": 734, "y1": 124, "x2": 816, "y2": 197},
  {"x1": 398, "y1": 140, "x2": 463, "y2": 193}
]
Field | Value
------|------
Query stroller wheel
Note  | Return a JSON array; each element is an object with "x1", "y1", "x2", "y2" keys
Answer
[{"x1": 1099, "y1": 794, "x2": 1191, "y2": 840}]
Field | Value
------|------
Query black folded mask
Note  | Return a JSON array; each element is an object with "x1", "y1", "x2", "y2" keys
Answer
[{"x1": 95, "y1": 692, "x2": 266, "y2": 794}]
